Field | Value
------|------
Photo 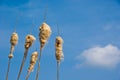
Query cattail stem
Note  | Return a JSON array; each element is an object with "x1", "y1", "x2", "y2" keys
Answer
[
  {"x1": 25, "y1": 51, "x2": 38, "y2": 80},
  {"x1": 25, "y1": 71, "x2": 31, "y2": 80},
  {"x1": 10, "y1": 45, "x2": 14, "y2": 55},
  {"x1": 43, "y1": 6, "x2": 47, "y2": 22},
  {"x1": 57, "y1": 62, "x2": 60, "y2": 80},
  {"x1": 17, "y1": 49, "x2": 28, "y2": 80},
  {"x1": 6, "y1": 45, "x2": 15, "y2": 80},
  {"x1": 35, "y1": 48, "x2": 42, "y2": 80},
  {"x1": 6, "y1": 58, "x2": 11, "y2": 80}
]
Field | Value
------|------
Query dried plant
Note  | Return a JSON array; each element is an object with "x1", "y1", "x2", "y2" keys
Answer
[
  {"x1": 55, "y1": 36, "x2": 64, "y2": 80},
  {"x1": 39, "y1": 22, "x2": 51, "y2": 49},
  {"x1": 26, "y1": 51, "x2": 38, "y2": 80},
  {"x1": 6, "y1": 32, "x2": 18, "y2": 80},
  {"x1": 17, "y1": 34, "x2": 36, "y2": 80},
  {"x1": 36, "y1": 22, "x2": 51, "y2": 80}
]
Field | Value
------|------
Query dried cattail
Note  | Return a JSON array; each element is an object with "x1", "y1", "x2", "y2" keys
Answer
[
  {"x1": 26, "y1": 51, "x2": 38, "y2": 80},
  {"x1": 10, "y1": 32, "x2": 18, "y2": 46},
  {"x1": 6, "y1": 32, "x2": 18, "y2": 80},
  {"x1": 36, "y1": 22, "x2": 52, "y2": 80},
  {"x1": 17, "y1": 34, "x2": 36, "y2": 80},
  {"x1": 55, "y1": 36, "x2": 64, "y2": 80},
  {"x1": 39, "y1": 22, "x2": 51, "y2": 49},
  {"x1": 25, "y1": 34, "x2": 36, "y2": 49},
  {"x1": 55, "y1": 36, "x2": 64, "y2": 63},
  {"x1": 9, "y1": 32, "x2": 18, "y2": 58},
  {"x1": 28, "y1": 51, "x2": 38, "y2": 73}
]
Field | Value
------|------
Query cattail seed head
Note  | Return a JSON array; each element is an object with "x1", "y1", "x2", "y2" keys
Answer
[
  {"x1": 55, "y1": 36, "x2": 64, "y2": 63},
  {"x1": 39, "y1": 22, "x2": 51, "y2": 49},
  {"x1": 10, "y1": 32, "x2": 18, "y2": 46},
  {"x1": 25, "y1": 34, "x2": 36, "y2": 49},
  {"x1": 28, "y1": 51, "x2": 38, "y2": 73}
]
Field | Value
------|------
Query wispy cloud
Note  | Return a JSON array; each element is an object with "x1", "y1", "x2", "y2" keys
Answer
[
  {"x1": 76, "y1": 44, "x2": 120, "y2": 69},
  {"x1": 103, "y1": 24, "x2": 113, "y2": 30},
  {"x1": 103, "y1": 22, "x2": 120, "y2": 31}
]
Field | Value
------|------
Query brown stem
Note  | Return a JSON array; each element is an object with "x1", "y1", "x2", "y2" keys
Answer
[
  {"x1": 17, "y1": 49, "x2": 28, "y2": 80},
  {"x1": 35, "y1": 48, "x2": 42, "y2": 80},
  {"x1": 25, "y1": 71, "x2": 31, "y2": 80},
  {"x1": 6, "y1": 45, "x2": 15, "y2": 80},
  {"x1": 10, "y1": 45, "x2": 14, "y2": 54},
  {"x1": 6, "y1": 58, "x2": 11, "y2": 80},
  {"x1": 57, "y1": 62, "x2": 60, "y2": 80}
]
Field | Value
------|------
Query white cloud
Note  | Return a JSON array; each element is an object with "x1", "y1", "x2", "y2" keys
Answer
[
  {"x1": 76, "y1": 44, "x2": 120, "y2": 68},
  {"x1": 103, "y1": 23, "x2": 120, "y2": 31}
]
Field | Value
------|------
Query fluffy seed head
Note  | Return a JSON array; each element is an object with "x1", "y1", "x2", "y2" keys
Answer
[
  {"x1": 10, "y1": 32, "x2": 18, "y2": 46},
  {"x1": 28, "y1": 51, "x2": 38, "y2": 72},
  {"x1": 39, "y1": 22, "x2": 51, "y2": 49},
  {"x1": 55, "y1": 36, "x2": 64, "y2": 63},
  {"x1": 25, "y1": 34, "x2": 36, "y2": 49}
]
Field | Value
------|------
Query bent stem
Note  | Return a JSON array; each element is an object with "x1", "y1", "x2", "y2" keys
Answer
[{"x1": 17, "y1": 49, "x2": 28, "y2": 80}]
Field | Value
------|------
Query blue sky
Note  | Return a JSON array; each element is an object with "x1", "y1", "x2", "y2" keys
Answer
[{"x1": 1, "y1": 0, "x2": 120, "y2": 80}]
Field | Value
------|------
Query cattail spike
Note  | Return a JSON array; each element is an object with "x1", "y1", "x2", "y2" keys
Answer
[
  {"x1": 6, "y1": 32, "x2": 18, "y2": 80},
  {"x1": 17, "y1": 34, "x2": 36, "y2": 80},
  {"x1": 24, "y1": 34, "x2": 36, "y2": 49},
  {"x1": 36, "y1": 14, "x2": 52, "y2": 80},
  {"x1": 39, "y1": 22, "x2": 51, "y2": 49},
  {"x1": 28, "y1": 51, "x2": 38, "y2": 72},
  {"x1": 55, "y1": 36, "x2": 64, "y2": 80},
  {"x1": 55, "y1": 36, "x2": 64, "y2": 62},
  {"x1": 26, "y1": 51, "x2": 38, "y2": 80}
]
